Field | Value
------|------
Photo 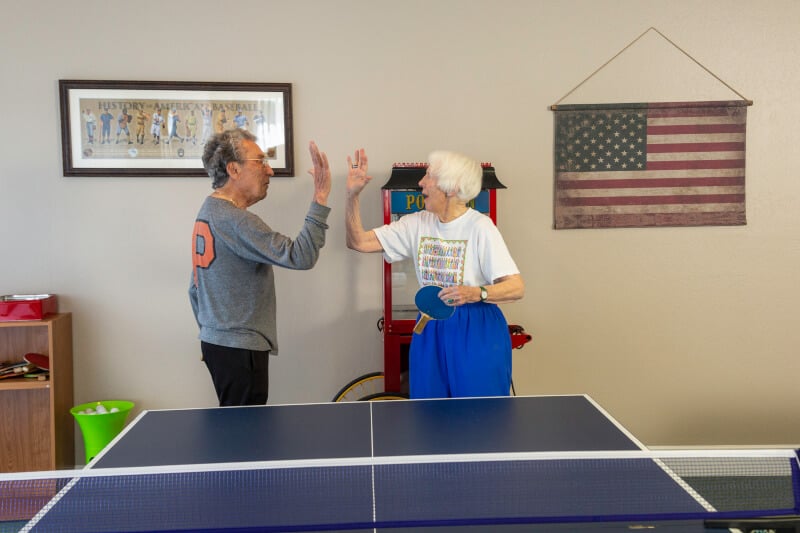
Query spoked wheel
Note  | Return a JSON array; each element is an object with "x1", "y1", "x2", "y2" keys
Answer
[{"x1": 332, "y1": 372, "x2": 408, "y2": 402}]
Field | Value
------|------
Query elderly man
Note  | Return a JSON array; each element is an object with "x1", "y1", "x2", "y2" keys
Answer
[{"x1": 190, "y1": 129, "x2": 331, "y2": 406}]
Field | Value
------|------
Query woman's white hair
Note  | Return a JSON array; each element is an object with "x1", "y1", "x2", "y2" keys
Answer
[{"x1": 428, "y1": 150, "x2": 482, "y2": 202}]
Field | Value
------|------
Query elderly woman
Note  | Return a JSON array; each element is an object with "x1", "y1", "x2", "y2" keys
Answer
[{"x1": 345, "y1": 148, "x2": 524, "y2": 399}]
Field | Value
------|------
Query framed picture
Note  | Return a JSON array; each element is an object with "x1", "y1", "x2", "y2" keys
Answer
[{"x1": 58, "y1": 80, "x2": 293, "y2": 177}]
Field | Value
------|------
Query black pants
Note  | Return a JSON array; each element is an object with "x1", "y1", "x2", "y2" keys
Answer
[{"x1": 201, "y1": 341, "x2": 270, "y2": 406}]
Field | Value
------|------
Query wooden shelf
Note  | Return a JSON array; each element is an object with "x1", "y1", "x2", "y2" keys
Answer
[
  {"x1": 0, "y1": 377, "x2": 50, "y2": 390},
  {"x1": 0, "y1": 313, "x2": 73, "y2": 473}
]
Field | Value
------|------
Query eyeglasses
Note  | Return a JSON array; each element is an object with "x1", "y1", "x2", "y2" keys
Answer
[{"x1": 242, "y1": 155, "x2": 270, "y2": 167}]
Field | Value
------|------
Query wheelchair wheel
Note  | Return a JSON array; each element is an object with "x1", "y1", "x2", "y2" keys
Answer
[{"x1": 332, "y1": 372, "x2": 407, "y2": 402}]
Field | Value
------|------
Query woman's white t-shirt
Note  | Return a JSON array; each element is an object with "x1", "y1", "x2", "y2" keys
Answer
[{"x1": 373, "y1": 208, "x2": 519, "y2": 288}]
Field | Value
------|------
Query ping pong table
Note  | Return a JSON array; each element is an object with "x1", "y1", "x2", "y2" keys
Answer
[{"x1": 10, "y1": 394, "x2": 800, "y2": 532}]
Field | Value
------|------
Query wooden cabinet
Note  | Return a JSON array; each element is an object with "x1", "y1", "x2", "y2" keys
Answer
[{"x1": 0, "y1": 313, "x2": 74, "y2": 472}]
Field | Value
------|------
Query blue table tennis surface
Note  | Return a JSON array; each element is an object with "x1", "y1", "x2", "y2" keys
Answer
[{"x1": 21, "y1": 395, "x2": 796, "y2": 532}]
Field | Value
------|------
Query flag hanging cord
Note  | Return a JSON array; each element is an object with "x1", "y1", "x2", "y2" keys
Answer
[{"x1": 550, "y1": 27, "x2": 752, "y2": 109}]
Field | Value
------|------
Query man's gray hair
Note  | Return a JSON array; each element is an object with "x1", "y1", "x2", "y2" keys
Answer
[{"x1": 202, "y1": 128, "x2": 257, "y2": 189}]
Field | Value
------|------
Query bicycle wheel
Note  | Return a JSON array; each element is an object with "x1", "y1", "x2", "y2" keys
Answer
[
  {"x1": 332, "y1": 371, "x2": 386, "y2": 402},
  {"x1": 359, "y1": 392, "x2": 409, "y2": 401}
]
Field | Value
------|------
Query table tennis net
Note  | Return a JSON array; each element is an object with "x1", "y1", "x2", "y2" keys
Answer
[{"x1": 1, "y1": 449, "x2": 798, "y2": 532}]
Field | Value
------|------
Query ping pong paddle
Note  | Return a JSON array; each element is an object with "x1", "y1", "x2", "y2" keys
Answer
[
  {"x1": 24, "y1": 352, "x2": 50, "y2": 371},
  {"x1": 413, "y1": 285, "x2": 455, "y2": 334}
]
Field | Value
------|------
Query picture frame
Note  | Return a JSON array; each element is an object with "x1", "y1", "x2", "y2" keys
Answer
[{"x1": 58, "y1": 80, "x2": 294, "y2": 177}]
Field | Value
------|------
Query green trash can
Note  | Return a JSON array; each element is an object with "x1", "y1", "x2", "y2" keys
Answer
[{"x1": 71, "y1": 400, "x2": 135, "y2": 463}]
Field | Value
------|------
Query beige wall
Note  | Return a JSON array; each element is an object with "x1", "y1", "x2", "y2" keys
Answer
[{"x1": 1, "y1": 0, "x2": 798, "y2": 452}]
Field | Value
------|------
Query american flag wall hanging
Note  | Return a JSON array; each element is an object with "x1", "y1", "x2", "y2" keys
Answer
[{"x1": 552, "y1": 100, "x2": 749, "y2": 229}]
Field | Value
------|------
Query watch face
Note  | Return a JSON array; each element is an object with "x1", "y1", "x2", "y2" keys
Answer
[{"x1": 481, "y1": 287, "x2": 488, "y2": 300}]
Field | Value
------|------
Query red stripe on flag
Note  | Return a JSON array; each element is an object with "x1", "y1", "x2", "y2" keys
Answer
[
  {"x1": 646, "y1": 142, "x2": 745, "y2": 153},
  {"x1": 647, "y1": 159, "x2": 745, "y2": 170},
  {"x1": 560, "y1": 194, "x2": 744, "y2": 207},
  {"x1": 647, "y1": 124, "x2": 746, "y2": 135},
  {"x1": 557, "y1": 176, "x2": 745, "y2": 190}
]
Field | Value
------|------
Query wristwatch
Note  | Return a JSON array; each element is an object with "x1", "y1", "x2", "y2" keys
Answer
[{"x1": 479, "y1": 286, "x2": 488, "y2": 302}]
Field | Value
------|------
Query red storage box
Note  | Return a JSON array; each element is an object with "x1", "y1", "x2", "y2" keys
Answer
[{"x1": 0, "y1": 294, "x2": 58, "y2": 321}]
